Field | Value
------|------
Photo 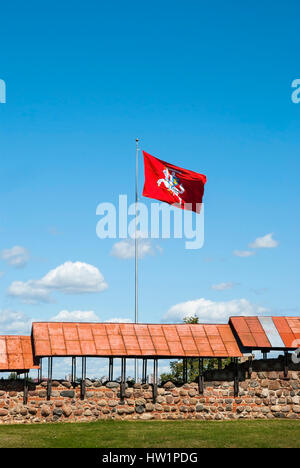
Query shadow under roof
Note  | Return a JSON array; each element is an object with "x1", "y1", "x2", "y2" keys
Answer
[
  {"x1": 229, "y1": 316, "x2": 300, "y2": 350},
  {"x1": 0, "y1": 335, "x2": 40, "y2": 372},
  {"x1": 32, "y1": 322, "x2": 242, "y2": 358}
]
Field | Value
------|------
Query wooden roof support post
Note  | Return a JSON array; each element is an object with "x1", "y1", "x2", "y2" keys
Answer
[
  {"x1": 218, "y1": 358, "x2": 222, "y2": 370},
  {"x1": 109, "y1": 357, "x2": 114, "y2": 381},
  {"x1": 248, "y1": 355, "x2": 253, "y2": 378},
  {"x1": 80, "y1": 357, "x2": 86, "y2": 400},
  {"x1": 71, "y1": 357, "x2": 76, "y2": 387},
  {"x1": 152, "y1": 358, "x2": 158, "y2": 403},
  {"x1": 183, "y1": 358, "x2": 188, "y2": 383},
  {"x1": 234, "y1": 357, "x2": 239, "y2": 397},
  {"x1": 284, "y1": 351, "x2": 289, "y2": 378},
  {"x1": 38, "y1": 358, "x2": 43, "y2": 383},
  {"x1": 198, "y1": 358, "x2": 204, "y2": 395},
  {"x1": 47, "y1": 357, "x2": 53, "y2": 401},
  {"x1": 120, "y1": 358, "x2": 126, "y2": 401},
  {"x1": 142, "y1": 358, "x2": 147, "y2": 384},
  {"x1": 23, "y1": 372, "x2": 28, "y2": 405},
  {"x1": 109, "y1": 357, "x2": 113, "y2": 381}
]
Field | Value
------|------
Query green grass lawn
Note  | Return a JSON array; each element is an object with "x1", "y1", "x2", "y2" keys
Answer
[{"x1": 0, "y1": 420, "x2": 299, "y2": 448}]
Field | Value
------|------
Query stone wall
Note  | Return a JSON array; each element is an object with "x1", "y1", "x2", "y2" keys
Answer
[{"x1": 1, "y1": 357, "x2": 300, "y2": 424}]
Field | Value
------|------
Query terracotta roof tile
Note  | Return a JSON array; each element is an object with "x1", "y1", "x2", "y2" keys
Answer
[
  {"x1": 65, "y1": 340, "x2": 82, "y2": 355},
  {"x1": 32, "y1": 322, "x2": 242, "y2": 358},
  {"x1": 175, "y1": 324, "x2": 193, "y2": 337},
  {"x1": 230, "y1": 316, "x2": 300, "y2": 349},
  {"x1": 80, "y1": 340, "x2": 97, "y2": 355},
  {"x1": 48, "y1": 322, "x2": 64, "y2": 335},
  {"x1": 119, "y1": 324, "x2": 135, "y2": 336},
  {"x1": 0, "y1": 336, "x2": 39, "y2": 371},
  {"x1": 6, "y1": 336, "x2": 23, "y2": 355},
  {"x1": 136, "y1": 335, "x2": 155, "y2": 352},
  {"x1": 134, "y1": 324, "x2": 149, "y2": 336},
  {"x1": 179, "y1": 336, "x2": 198, "y2": 353},
  {"x1": 94, "y1": 335, "x2": 110, "y2": 351},
  {"x1": 77, "y1": 324, "x2": 94, "y2": 341},
  {"x1": 63, "y1": 323, "x2": 80, "y2": 341},
  {"x1": 149, "y1": 325, "x2": 164, "y2": 336},
  {"x1": 168, "y1": 341, "x2": 185, "y2": 355},
  {"x1": 34, "y1": 339, "x2": 52, "y2": 356},
  {"x1": 0, "y1": 337, "x2": 8, "y2": 368},
  {"x1": 151, "y1": 335, "x2": 170, "y2": 353},
  {"x1": 162, "y1": 325, "x2": 181, "y2": 341}
]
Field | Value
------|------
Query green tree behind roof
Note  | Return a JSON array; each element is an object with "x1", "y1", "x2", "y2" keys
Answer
[{"x1": 160, "y1": 315, "x2": 231, "y2": 384}]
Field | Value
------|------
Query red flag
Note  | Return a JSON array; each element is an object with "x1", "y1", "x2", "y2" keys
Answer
[{"x1": 142, "y1": 151, "x2": 207, "y2": 213}]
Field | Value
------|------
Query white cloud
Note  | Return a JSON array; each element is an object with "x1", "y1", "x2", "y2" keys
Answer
[
  {"x1": 105, "y1": 317, "x2": 133, "y2": 323},
  {"x1": 249, "y1": 233, "x2": 279, "y2": 249},
  {"x1": 50, "y1": 310, "x2": 101, "y2": 322},
  {"x1": 1, "y1": 246, "x2": 30, "y2": 268},
  {"x1": 50, "y1": 309, "x2": 132, "y2": 324},
  {"x1": 111, "y1": 239, "x2": 155, "y2": 259},
  {"x1": 41, "y1": 261, "x2": 108, "y2": 294},
  {"x1": 162, "y1": 298, "x2": 269, "y2": 323},
  {"x1": 233, "y1": 250, "x2": 255, "y2": 258},
  {"x1": 211, "y1": 282, "x2": 236, "y2": 291},
  {"x1": 8, "y1": 280, "x2": 53, "y2": 304},
  {"x1": 7, "y1": 261, "x2": 108, "y2": 304},
  {"x1": 0, "y1": 309, "x2": 32, "y2": 334}
]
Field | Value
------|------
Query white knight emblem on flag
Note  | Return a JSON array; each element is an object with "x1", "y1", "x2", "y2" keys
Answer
[{"x1": 157, "y1": 167, "x2": 185, "y2": 205}]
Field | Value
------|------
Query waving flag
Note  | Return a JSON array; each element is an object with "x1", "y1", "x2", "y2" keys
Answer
[{"x1": 142, "y1": 151, "x2": 207, "y2": 213}]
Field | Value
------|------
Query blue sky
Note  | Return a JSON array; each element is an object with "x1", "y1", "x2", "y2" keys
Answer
[{"x1": 0, "y1": 0, "x2": 299, "y2": 356}]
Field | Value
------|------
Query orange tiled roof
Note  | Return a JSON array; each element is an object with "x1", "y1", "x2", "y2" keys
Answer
[
  {"x1": 0, "y1": 335, "x2": 39, "y2": 371},
  {"x1": 31, "y1": 322, "x2": 242, "y2": 358},
  {"x1": 229, "y1": 316, "x2": 300, "y2": 349}
]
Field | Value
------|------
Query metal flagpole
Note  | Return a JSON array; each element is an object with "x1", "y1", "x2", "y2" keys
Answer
[{"x1": 135, "y1": 138, "x2": 139, "y2": 383}]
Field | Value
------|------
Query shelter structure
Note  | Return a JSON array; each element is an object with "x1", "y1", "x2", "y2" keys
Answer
[
  {"x1": 230, "y1": 316, "x2": 300, "y2": 376},
  {"x1": 0, "y1": 317, "x2": 299, "y2": 403},
  {"x1": 31, "y1": 322, "x2": 242, "y2": 399},
  {"x1": 0, "y1": 335, "x2": 40, "y2": 403}
]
